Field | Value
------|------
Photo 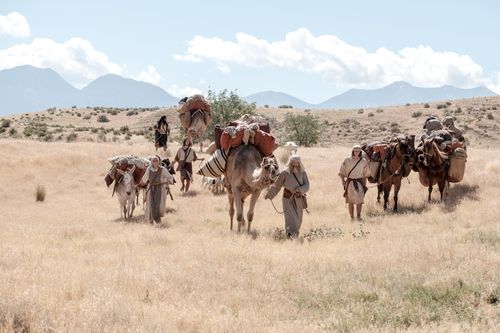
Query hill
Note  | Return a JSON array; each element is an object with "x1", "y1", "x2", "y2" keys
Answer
[
  {"x1": 317, "y1": 81, "x2": 497, "y2": 109},
  {"x1": 0, "y1": 65, "x2": 178, "y2": 115},
  {"x1": 244, "y1": 91, "x2": 313, "y2": 108}
]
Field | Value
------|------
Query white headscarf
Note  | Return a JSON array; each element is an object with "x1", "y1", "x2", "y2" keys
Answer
[{"x1": 286, "y1": 154, "x2": 305, "y2": 173}]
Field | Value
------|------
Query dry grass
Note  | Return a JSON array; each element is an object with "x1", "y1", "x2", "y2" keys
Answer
[{"x1": 0, "y1": 138, "x2": 498, "y2": 332}]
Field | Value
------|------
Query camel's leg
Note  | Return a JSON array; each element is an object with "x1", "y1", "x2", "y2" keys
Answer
[
  {"x1": 247, "y1": 190, "x2": 261, "y2": 233},
  {"x1": 428, "y1": 185, "x2": 433, "y2": 202},
  {"x1": 393, "y1": 178, "x2": 402, "y2": 212},
  {"x1": 233, "y1": 189, "x2": 245, "y2": 233},
  {"x1": 228, "y1": 192, "x2": 235, "y2": 231}
]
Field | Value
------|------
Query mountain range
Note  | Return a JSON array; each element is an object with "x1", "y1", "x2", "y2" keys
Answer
[{"x1": 0, "y1": 65, "x2": 497, "y2": 115}]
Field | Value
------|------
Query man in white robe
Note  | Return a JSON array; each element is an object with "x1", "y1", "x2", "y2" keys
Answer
[{"x1": 339, "y1": 145, "x2": 370, "y2": 220}]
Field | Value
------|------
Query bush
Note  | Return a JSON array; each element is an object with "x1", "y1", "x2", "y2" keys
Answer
[
  {"x1": 66, "y1": 132, "x2": 78, "y2": 142},
  {"x1": 83, "y1": 114, "x2": 91, "y2": 120},
  {"x1": 357, "y1": 108, "x2": 364, "y2": 114},
  {"x1": 35, "y1": 185, "x2": 46, "y2": 202},
  {"x1": 9, "y1": 128, "x2": 17, "y2": 136},
  {"x1": 487, "y1": 113, "x2": 494, "y2": 120},
  {"x1": 1, "y1": 119, "x2": 11, "y2": 128},
  {"x1": 368, "y1": 112, "x2": 374, "y2": 117},
  {"x1": 437, "y1": 104, "x2": 447, "y2": 109},
  {"x1": 446, "y1": 101, "x2": 452, "y2": 106},
  {"x1": 107, "y1": 109, "x2": 119, "y2": 115},
  {"x1": 278, "y1": 105, "x2": 293, "y2": 109},
  {"x1": 424, "y1": 103, "x2": 430, "y2": 108},
  {"x1": 204, "y1": 89, "x2": 256, "y2": 140},
  {"x1": 264, "y1": 105, "x2": 269, "y2": 108},
  {"x1": 120, "y1": 126, "x2": 130, "y2": 134},
  {"x1": 412, "y1": 111, "x2": 423, "y2": 118},
  {"x1": 126, "y1": 110, "x2": 138, "y2": 116},
  {"x1": 376, "y1": 108, "x2": 384, "y2": 113},
  {"x1": 97, "y1": 115, "x2": 110, "y2": 123},
  {"x1": 283, "y1": 112, "x2": 321, "y2": 146},
  {"x1": 23, "y1": 121, "x2": 53, "y2": 141},
  {"x1": 406, "y1": 103, "x2": 411, "y2": 106}
]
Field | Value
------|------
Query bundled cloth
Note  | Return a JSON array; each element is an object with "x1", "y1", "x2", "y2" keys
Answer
[
  {"x1": 220, "y1": 123, "x2": 277, "y2": 156},
  {"x1": 197, "y1": 149, "x2": 228, "y2": 177},
  {"x1": 105, "y1": 155, "x2": 150, "y2": 186}
]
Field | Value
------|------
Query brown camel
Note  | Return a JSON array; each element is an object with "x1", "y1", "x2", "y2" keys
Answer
[
  {"x1": 415, "y1": 138, "x2": 449, "y2": 202},
  {"x1": 224, "y1": 145, "x2": 279, "y2": 233}
]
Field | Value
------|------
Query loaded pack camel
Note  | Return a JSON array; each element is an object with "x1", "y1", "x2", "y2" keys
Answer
[
  {"x1": 415, "y1": 137, "x2": 449, "y2": 202},
  {"x1": 224, "y1": 145, "x2": 279, "y2": 233}
]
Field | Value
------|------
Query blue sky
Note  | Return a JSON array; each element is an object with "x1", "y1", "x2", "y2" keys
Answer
[{"x1": 0, "y1": 0, "x2": 499, "y2": 103}]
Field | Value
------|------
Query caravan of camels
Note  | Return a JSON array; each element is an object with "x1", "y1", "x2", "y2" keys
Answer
[{"x1": 105, "y1": 95, "x2": 467, "y2": 238}]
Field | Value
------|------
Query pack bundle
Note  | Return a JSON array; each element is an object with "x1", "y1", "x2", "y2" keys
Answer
[
  {"x1": 362, "y1": 142, "x2": 390, "y2": 181},
  {"x1": 448, "y1": 147, "x2": 467, "y2": 183},
  {"x1": 105, "y1": 155, "x2": 150, "y2": 186},
  {"x1": 177, "y1": 94, "x2": 212, "y2": 130},
  {"x1": 197, "y1": 115, "x2": 277, "y2": 177}
]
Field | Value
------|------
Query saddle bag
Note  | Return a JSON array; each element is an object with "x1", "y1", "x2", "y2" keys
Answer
[{"x1": 448, "y1": 148, "x2": 467, "y2": 183}]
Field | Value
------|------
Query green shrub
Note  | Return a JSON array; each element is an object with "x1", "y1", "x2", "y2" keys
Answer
[
  {"x1": 412, "y1": 111, "x2": 423, "y2": 118},
  {"x1": 283, "y1": 112, "x2": 321, "y2": 146},
  {"x1": 97, "y1": 115, "x2": 110, "y2": 123}
]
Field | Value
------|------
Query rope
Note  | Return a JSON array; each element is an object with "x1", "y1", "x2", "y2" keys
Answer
[{"x1": 270, "y1": 198, "x2": 284, "y2": 214}]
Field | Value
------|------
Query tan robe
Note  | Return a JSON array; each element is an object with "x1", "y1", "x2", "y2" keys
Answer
[
  {"x1": 339, "y1": 157, "x2": 370, "y2": 204},
  {"x1": 267, "y1": 169, "x2": 310, "y2": 236},
  {"x1": 175, "y1": 147, "x2": 197, "y2": 181},
  {"x1": 142, "y1": 166, "x2": 174, "y2": 222}
]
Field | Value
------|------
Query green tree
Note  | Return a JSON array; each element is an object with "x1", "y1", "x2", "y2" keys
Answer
[
  {"x1": 283, "y1": 112, "x2": 321, "y2": 146},
  {"x1": 204, "y1": 89, "x2": 256, "y2": 139}
]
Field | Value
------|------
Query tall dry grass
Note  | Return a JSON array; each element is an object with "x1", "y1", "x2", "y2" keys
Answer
[{"x1": 0, "y1": 139, "x2": 498, "y2": 332}]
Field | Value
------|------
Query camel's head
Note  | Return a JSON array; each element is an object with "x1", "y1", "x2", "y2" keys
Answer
[{"x1": 260, "y1": 155, "x2": 279, "y2": 185}]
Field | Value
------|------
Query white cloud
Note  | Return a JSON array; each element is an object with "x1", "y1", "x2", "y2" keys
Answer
[
  {"x1": 167, "y1": 84, "x2": 202, "y2": 98},
  {"x1": 486, "y1": 72, "x2": 500, "y2": 95},
  {"x1": 0, "y1": 37, "x2": 122, "y2": 86},
  {"x1": 135, "y1": 65, "x2": 161, "y2": 85},
  {"x1": 175, "y1": 28, "x2": 492, "y2": 89},
  {"x1": 0, "y1": 12, "x2": 30, "y2": 38}
]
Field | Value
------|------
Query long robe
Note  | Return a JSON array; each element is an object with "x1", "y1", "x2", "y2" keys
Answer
[
  {"x1": 142, "y1": 166, "x2": 173, "y2": 223},
  {"x1": 175, "y1": 147, "x2": 197, "y2": 181},
  {"x1": 338, "y1": 157, "x2": 370, "y2": 204},
  {"x1": 267, "y1": 169, "x2": 310, "y2": 236}
]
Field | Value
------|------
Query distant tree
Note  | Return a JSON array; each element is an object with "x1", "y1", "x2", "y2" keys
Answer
[
  {"x1": 283, "y1": 112, "x2": 321, "y2": 146},
  {"x1": 204, "y1": 89, "x2": 256, "y2": 139}
]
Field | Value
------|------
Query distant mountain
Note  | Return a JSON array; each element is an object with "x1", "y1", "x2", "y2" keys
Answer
[
  {"x1": 80, "y1": 74, "x2": 178, "y2": 108},
  {"x1": 0, "y1": 66, "x2": 80, "y2": 114},
  {"x1": 317, "y1": 81, "x2": 497, "y2": 109},
  {"x1": 244, "y1": 91, "x2": 313, "y2": 108},
  {"x1": 0, "y1": 65, "x2": 178, "y2": 115}
]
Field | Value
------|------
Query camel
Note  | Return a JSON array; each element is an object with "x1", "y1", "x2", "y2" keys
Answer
[
  {"x1": 415, "y1": 137, "x2": 449, "y2": 202},
  {"x1": 224, "y1": 145, "x2": 279, "y2": 233}
]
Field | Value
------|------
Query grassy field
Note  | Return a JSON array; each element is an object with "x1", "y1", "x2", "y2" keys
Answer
[{"x1": 0, "y1": 137, "x2": 498, "y2": 332}]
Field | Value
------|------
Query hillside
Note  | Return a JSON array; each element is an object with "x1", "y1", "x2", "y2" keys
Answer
[
  {"x1": 244, "y1": 91, "x2": 314, "y2": 108},
  {"x1": 2, "y1": 96, "x2": 499, "y2": 147}
]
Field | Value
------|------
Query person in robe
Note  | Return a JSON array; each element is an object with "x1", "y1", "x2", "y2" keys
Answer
[
  {"x1": 141, "y1": 156, "x2": 174, "y2": 224},
  {"x1": 265, "y1": 155, "x2": 310, "y2": 238},
  {"x1": 338, "y1": 144, "x2": 370, "y2": 221},
  {"x1": 173, "y1": 138, "x2": 198, "y2": 192},
  {"x1": 154, "y1": 116, "x2": 170, "y2": 151}
]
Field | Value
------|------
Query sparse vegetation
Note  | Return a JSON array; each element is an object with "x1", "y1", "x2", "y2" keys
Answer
[
  {"x1": 283, "y1": 112, "x2": 321, "y2": 146},
  {"x1": 412, "y1": 111, "x2": 423, "y2": 118},
  {"x1": 97, "y1": 115, "x2": 110, "y2": 123},
  {"x1": 487, "y1": 113, "x2": 494, "y2": 120},
  {"x1": 424, "y1": 103, "x2": 430, "y2": 108},
  {"x1": 278, "y1": 105, "x2": 293, "y2": 109},
  {"x1": 35, "y1": 185, "x2": 46, "y2": 202},
  {"x1": 66, "y1": 132, "x2": 78, "y2": 142}
]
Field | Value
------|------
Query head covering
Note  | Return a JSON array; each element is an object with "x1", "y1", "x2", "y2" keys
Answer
[
  {"x1": 286, "y1": 154, "x2": 304, "y2": 172},
  {"x1": 151, "y1": 155, "x2": 160, "y2": 162},
  {"x1": 352, "y1": 144, "x2": 362, "y2": 150}
]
